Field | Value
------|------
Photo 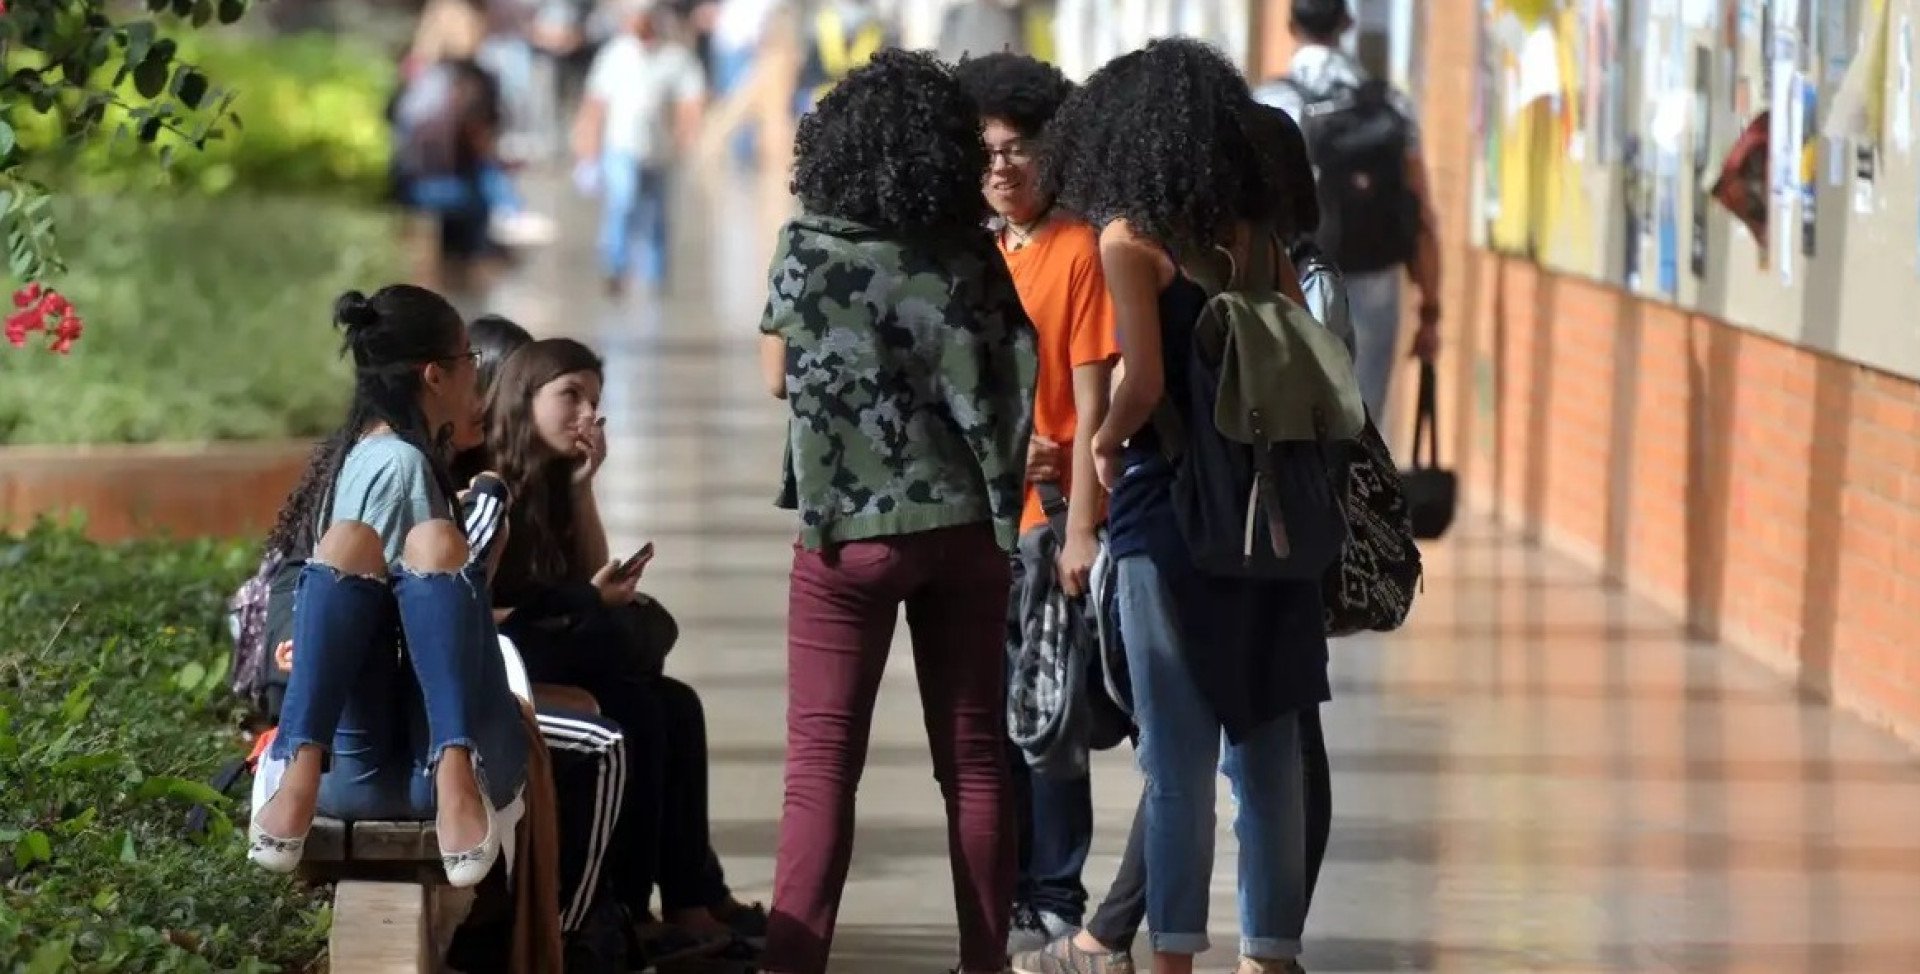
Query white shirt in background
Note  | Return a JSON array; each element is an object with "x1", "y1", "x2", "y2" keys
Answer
[
  {"x1": 713, "y1": 0, "x2": 781, "y2": 52},
  {"x1": 587, "y1": 34, "x2": 707, "y2": 165}
]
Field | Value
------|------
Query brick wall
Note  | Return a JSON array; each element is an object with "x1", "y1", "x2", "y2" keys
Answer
[{"x1": 1392, "y1": 0, "x2": 1920, "y2": 740}]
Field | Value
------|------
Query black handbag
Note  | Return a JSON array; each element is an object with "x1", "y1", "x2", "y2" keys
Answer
[
  {"x1": 1322, "y1": 415, "x2": 1423, "y2": 636},
  {"x1": 1401, "y1": 361, "x2": 1459, "y2": 541}
]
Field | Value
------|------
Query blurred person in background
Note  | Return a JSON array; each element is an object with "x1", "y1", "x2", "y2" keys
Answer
[
  {"x1": 572, "y1": 0, "x2": 709, "y2": 297},
  {"x1": 708, "y1": 0, "x2": 783, "y2": 164},
  {"x1": 1256, "y1": 0, "x2": 1441, "y2": 420}
]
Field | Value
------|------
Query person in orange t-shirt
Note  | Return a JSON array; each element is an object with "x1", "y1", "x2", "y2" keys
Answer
[
  {"x1": 955, "y1": 53, "x2": 1118, "y2": 599},
  {"x1": 954, "y1": 51, "x2": 1121, "y2": 959}
]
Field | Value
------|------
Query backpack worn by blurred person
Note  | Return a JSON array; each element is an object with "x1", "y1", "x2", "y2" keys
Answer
[{"x1": 1269, "y1": 74, "x2": 1420, "y2": 276}]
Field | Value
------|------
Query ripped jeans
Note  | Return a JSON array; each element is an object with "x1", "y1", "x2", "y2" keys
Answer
[{"x1": 271, "y1": 559, "x2": 528, "y2": 819}]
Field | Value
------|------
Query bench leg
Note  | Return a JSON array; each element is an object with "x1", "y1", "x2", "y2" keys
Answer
[{"x1": 331, "y1": 880, "x2": 430, "y2": 973}]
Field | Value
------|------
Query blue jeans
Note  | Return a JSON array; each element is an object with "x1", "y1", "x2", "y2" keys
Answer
[
  {"x1": 1012, "y1": 754, "x2": 1093, "y2": 923},
  {"x1": 1117, "y1": 554, "x2": 1306, "y2": 959},
  {"x1": 273, "y1": 560, "x2": 528, "y2": 819},
  {"x1": 405, "y1": 166, "x2": 522, "y2": 217},
  {"x1": 1347, "y1": 270, "x2": 1403, "y2": 421},
  {"x1": 600, "y1": 154, "x2": 671, "y2": 286}
]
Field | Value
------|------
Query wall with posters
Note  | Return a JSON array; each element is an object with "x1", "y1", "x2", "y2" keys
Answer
[{"x1": 1474, "y1": 0, "x2": 1920, "y2": 382}]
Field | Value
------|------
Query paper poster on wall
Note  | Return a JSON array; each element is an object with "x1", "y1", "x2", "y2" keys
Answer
[
  {"x1": 1828, "y1": 0, "x2": 1893, "y2": 147},
  {"x1": 1895, "y1": 16, "x2": 1914, "y2": 155},
  {"x1": 1801, "y1": 78, "x2": 1818, "y2": 256},
  {"x1": 1769, "y1": 23, "x2": 1798, "y2": 283},
  {"x1": 1584, "y1": 0, "x2": 1619, "y2": 162},
  {"x1": 1777, "y1": 68, "x2": 1801, "y2": 283},
  {"x1": 1823, "y1": 0, "x2": 1848, "y2": 192},
  {"x1": 1659, "y1": 162, "x2": 1681, "y2": 295},
  {"x1": 1624, "y1": 135, "x2": 1645, "y2": 287},
  {"x1": 1694, "y1": 44, "x2": 1714, "y2": 277}
]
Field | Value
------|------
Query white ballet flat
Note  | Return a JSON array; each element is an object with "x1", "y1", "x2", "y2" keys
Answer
[{"x1": 438, "y1": 797, "x2": 500, "y2": 888}]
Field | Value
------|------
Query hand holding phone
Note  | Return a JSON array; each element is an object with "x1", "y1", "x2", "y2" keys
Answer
[{"x1": 616, "y1": 542, "x2": 655, "y2": 580}]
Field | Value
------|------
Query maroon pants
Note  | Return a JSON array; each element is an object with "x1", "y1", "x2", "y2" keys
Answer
[{"x1": 762, "y1": 524, "x2": 1016, "y2": 974}]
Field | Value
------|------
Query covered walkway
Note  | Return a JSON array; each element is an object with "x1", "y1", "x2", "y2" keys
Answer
[{"x1": 485, "y1": 171, "x2": 1920, "y2": 972}]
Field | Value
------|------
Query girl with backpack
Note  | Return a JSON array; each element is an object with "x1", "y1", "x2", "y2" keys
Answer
[
  {"x1": 246, "y1": 286, "x2": 529, "y2": 888},
  {"x1": 1038, "y1": 39, "x2": 1332, "y2": 974}
]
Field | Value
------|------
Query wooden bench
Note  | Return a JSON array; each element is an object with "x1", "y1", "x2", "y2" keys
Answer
[
  {"x1": 282, "y1": 683, "x2": 594, "y2": 971},
  {"x1": 298, "y1": 818, "x2": 472, "y2": 974}
]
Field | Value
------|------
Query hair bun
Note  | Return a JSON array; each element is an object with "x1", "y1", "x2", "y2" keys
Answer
[{"x1": 333, "y1": 290, "x2": 381, "y2": 334}]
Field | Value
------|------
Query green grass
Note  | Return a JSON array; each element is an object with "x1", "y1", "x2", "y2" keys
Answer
[
  {"x1": 0, "y1": 522, "x2": 328, "y2": 972},
  {"x1": 0, "y1": 194, "x2": 403, "y2": 445}
]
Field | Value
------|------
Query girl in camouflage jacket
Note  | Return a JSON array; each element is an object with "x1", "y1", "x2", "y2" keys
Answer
[{"x1": 755, "y1": 49, "x2": 1037, "y2": 974}]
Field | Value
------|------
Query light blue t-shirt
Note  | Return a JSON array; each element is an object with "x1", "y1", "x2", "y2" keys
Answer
[{"x1": 328, "y1": 435, "x2": 449, "y2": 569}]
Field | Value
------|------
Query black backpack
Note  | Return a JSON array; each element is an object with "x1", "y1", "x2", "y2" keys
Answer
[
  {"x1": 1288, "y1": 237, "x2": 1423, "y2": 635},
  {"x1": 1281, "y1": 77, "x2": 1420, "y2": 275}
]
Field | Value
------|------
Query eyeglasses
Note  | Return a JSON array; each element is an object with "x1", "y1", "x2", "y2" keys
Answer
[
  {"x1": 440, "y1": 349, "x2": 480, "y2": 366},
  {"x1": 986, "y1": 141, "x2": 1034, "y2": 165}
]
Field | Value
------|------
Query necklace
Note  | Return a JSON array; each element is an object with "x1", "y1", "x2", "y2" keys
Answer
[{"x1": 1002, "y1": 204, "x2": 1055, "y2": 250}]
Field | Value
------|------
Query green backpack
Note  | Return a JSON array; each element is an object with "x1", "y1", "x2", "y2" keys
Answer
[{"x1": 1152, "y1": 226, "x2": 1366, "y2": 578}]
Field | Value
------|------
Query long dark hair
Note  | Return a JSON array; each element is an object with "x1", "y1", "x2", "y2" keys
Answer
[
  {"x1": 471, "y1": 314, "x2": 532, "y2": 393},
  {"x1": 265, "y1": 285, "x2": 468, "y2": 559},
  {"x1": 452, "y1": 313, "x2": 534, "y2": 483},
  {"x1": 485, "y1": 338, "x2": 605, "y2": 599}
]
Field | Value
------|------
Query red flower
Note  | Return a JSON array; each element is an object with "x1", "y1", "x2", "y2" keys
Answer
[
  {"x1": 4, "y1": 284, "x2": 83, "y2": 354},
  {"x1": 51, "y1": 312, "x2": 83, "y2": 354}
]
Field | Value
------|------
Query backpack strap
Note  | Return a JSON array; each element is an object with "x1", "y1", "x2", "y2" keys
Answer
[{"x1": 1034, "y1": 480, "x2": 1071, "y2": 544}]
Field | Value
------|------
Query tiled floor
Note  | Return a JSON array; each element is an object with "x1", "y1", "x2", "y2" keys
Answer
[{"x1": 488, "y1": 169, "x2": 1920, "y2": 973}]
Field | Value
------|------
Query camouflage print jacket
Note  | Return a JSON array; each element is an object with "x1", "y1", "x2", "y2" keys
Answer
[{"x1": 760, "y1": 214, "x2": 1038, "y2": 553}]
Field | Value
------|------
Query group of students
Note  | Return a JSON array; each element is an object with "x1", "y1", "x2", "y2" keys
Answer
[
  {"x1": 751, "y1": 3, "x2": 1439, "y2": 974},
  {"x1": 238, "y1": 1, "x2": 1436, "y2": 972},
  {"x1": 240, "y1": 292, "x2": 768, "y2": 971}
]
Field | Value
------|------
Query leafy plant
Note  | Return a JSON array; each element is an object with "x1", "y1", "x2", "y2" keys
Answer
[
  {"x1": 0, "y1": 193, "x2": 403, "y2": 445},
  {"x1": 11, "y1": 31, "x2": 399, "y2": 201},
  {"x1": 0, "y1": 0, "x2": 254, "y2": 284},
  {"x1": 0, "y1": 521, "x2": 327, "y2": 971}
]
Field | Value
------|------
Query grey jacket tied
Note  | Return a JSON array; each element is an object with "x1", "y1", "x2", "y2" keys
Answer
[{"x1": 1005, "y1": 484, "x2": 1128, "y2": 779}]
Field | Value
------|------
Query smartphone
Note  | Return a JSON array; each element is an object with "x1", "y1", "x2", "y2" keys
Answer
[{"x1": 616, "y1": 542, "x2": 655, "y2": 579}]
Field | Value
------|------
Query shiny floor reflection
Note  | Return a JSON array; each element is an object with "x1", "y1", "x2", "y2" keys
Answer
[{"x1": 489, "y1": 170, "x2": 1920, "y2": 973}]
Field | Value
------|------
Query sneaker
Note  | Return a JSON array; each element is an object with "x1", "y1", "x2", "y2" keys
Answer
[
  {"x1": 491, "y1": 211, "x2": 558, "y2": 248},
  {"x1": 1233, "y1": 960, "x2": 1305, "y2": 974},
  {"x1": 1007, "y1": 905, "x2": 1075, "y2": 954},
  {"x1": 1011, "y1": 933, "x2": 1135, "y2": 974}
]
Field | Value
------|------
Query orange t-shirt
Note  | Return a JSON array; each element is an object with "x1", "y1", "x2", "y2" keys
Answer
[{"x1": 1000, "y1": 218, "x2": 1120, "y2": 535}]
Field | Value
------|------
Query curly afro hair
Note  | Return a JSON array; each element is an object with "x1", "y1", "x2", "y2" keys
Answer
[
  {"x1": 1041, "y1": 38, "x2": 1274, "y2": 252},
  {"x1": 790, "y1": 49, "x2": 989, "y2": 235},
  {"x1": 951, "y1": 52, "x2": 1075, "y2": 139}
]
